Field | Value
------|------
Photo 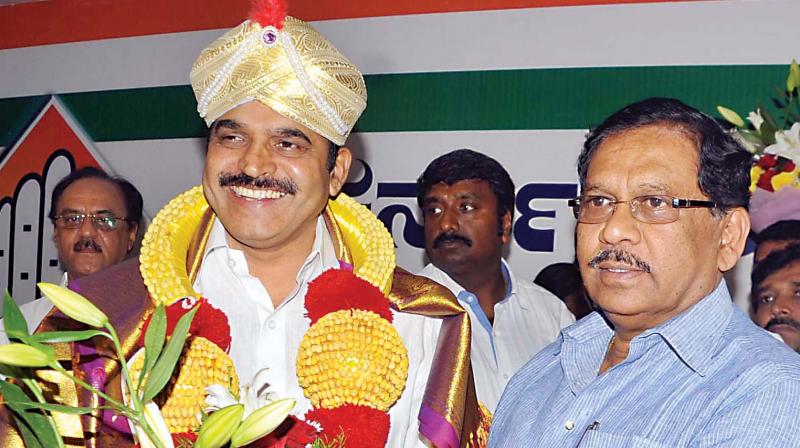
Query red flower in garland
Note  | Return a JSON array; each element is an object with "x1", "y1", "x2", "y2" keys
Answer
[
  {"x1": 140, "y1": 297, "x2": 231, "y2": 352},
  {"x1": 305, "y1": 270, "x2": 393, "y2": 324},
  {"x1": 306, "y1": 405, "x2": 390, "y2": 447},
  {"x1": 248, "y1": 415, "x2": 320, "y2": 448}
]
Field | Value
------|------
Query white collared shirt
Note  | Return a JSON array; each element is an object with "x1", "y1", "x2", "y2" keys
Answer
[
  {"x1": 194, "y1": 217, "x2": 438, "y2": 447},
  {"x1": 418, "y1": 260, "x2": 574, "y2": 412}
]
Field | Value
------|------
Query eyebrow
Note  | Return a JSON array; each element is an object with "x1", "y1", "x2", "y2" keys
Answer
[
  {"x1": 273, "y1": 126, "x2": 312, "y2": 145},
  {"x1": 212, "y1": 119, "x2": 242, "y2": 132},
  {"x1": 582, "y1": 182, "x2": 670, "y2": 195},
  {"x1": 58, "y1": 208, "x2": 118, "y2": 215}
]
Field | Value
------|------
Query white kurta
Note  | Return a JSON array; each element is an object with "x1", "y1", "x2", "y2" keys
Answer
[
  {"x1": 418, "y1": 261, "x2": 574, "y2": 412},
  {"x1": 0, "y1": 273, "x2": 64, "y2": 345},
  {"x1": 194, "y1": 217, "x2": 438, "y2": 447}
]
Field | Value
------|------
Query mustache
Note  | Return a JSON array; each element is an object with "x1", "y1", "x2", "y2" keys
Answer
[
  {"x1": 432, "y1": 232, "x2": 473, "y2": 249},
  {"x1": 218, "y1": 172, "x2": 298, "y2": 195},
  {"x1": 73, "y1": 237, "x2": 101, "y2": 252},
  {"x1": 588, "y1": 248, "x2": 652, "y2": 273},
  {"x1": 766, "y1": 317, "x2": 800, "y2": 332}
]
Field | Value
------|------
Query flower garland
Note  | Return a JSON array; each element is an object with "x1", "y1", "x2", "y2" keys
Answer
[{"x1": 138, "y1": 186, "x2": 407, "y2": 446}]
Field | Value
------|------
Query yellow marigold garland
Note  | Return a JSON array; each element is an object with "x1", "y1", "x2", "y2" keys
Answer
[{"x1": 138, "y1": 186, "x2": 407, "y2": 445}]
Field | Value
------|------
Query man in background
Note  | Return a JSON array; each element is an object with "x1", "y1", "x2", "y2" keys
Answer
[
  {"x1": 534, "y1": 262, "x2": 593, "y2": 319},
  {"x1": 1, "y1": 167, "x2": 142, "y2": 340},
  {"x1": 752, "y1": 244, "x2": 800, "y2": 352},
  {"x1": 753, "y1": 219, "x2": 800, "y2": 262},
  {"x1": 416, "y1": 148, "x2": 574, "y2": 413}
]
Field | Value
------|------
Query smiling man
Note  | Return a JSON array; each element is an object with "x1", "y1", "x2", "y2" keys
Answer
[
  {"x1": 1, "y1": 3, "x2": 486, "y2": 447},
  {"x1": 489, "y1": 98, "x2": 800, "y2": 447},
  {"x1": 416, "y1": 149, "x2": 573, "y2": 413},
  {"x1": 753, "y1": 244, "x2": 800, "y2": 352}
]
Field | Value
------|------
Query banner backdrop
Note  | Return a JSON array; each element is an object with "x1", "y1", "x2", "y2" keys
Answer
[{"x1": 1, "y1": 0, "x2": 797, "y2": 311}]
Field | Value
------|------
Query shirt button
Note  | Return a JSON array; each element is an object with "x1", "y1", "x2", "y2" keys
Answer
[
  {"x1": 503, "y1": 374, "x2": 509, "y2": 380},
  {"x1": 565, "y1": 420, "x2": 575, "y2": 431},
  {"x1": 268, "y1": 320, "x2": 276, "y2": 330},
  {"x1": 466, "y1": 296, "x2": 474, "y2": 303},
  {"x1": 227, "y1": 258, "x2": 236, "y2": 268}
]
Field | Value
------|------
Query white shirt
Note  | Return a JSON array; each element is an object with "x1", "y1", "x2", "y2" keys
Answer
[
  {"x1": 418, "y1": 261, "x2": 574, "y2": 412},
  {"x1": 194, "y1": 217, "x2": 438, "y2": 447},
  {"x1": 0, "y1": 273, "x2": 63, "y2": 345}
]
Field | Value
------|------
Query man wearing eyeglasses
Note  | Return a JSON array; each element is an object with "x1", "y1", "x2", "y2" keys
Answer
[
  {"x1": 489, "y1": 98, "x2": 800, "y2": 447},
  {"x1": 1, "y1": 167, "x2": 142, "y2": 342}
]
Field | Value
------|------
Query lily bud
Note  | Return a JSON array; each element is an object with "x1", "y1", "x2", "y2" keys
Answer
[
  {"x1": 230, "y1": 398, "x2": 295, "y2": 448},
  {"x1": 0, "y1": 343, "x2": 54, "y2": 367},
  {"x1": 194, "y1": 404, "x2": 245, "y2": 448},
  {"x1": 716, "y1": 106, "x2": 745, "y2": 128},
  {"x1": 134, "y1": 402, "x2": 175, "y2": 448},
  {"x1": 37, "y1": 283, "x2": 108, "y2": 328}
]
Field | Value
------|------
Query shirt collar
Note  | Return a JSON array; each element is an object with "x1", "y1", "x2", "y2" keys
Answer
[
  {"x1": 423, "y1": 259, "x2": 516, "y2": 304},
  {"x1": 204, "y1": 215, "x2": 338, "y2": 279},
  {"x1": 641, "y1": 280, "x2": 733, "y2": 376},
  {"x1": 557, "y1": 280, "x2": 733, "y2": 376}
]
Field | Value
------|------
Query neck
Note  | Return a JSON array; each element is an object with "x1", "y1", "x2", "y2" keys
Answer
[
  {"x1": 447, "y1": 259, "x2": 506, "y2": 321},
  {"x1": 598, "y1": 331, "x2": 632, "y2": 375},
  {"x1": 227, "y1": 222, "x2": 318, "y2": 308}
]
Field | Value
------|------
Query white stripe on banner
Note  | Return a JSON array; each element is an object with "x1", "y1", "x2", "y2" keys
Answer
[{"x1": 1, "y1": 0, "x2": 798, "y2": 98}]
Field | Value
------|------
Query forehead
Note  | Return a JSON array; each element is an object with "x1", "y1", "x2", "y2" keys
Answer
[
  {"x1": 761, "y1": 260, "x2": 800, "y2": 287},
  {"x1": 585, "y1": 125, "x2": 701, "y2": 195},
  {"x1": 425, "y1": 179, "x2": 496, "y2": 201},
  {"x1": 57, "y1": 177, "x2": 126, "y2": 212},
  {"x1": 215, "y1": 101, "x2": 323, "y2": 141}
]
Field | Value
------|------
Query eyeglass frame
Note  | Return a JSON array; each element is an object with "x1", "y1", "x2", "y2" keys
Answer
[
  {"x1": 52, "y1": 212, "x2": 134, "y2": 231},
  {"x1": 567, "y1": 195, "x2": 718, "y2": 224}
]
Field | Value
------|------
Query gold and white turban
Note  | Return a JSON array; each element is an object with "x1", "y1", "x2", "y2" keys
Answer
[{"x1": 190, "y1": 3, "x2": 366, "y2": 146}]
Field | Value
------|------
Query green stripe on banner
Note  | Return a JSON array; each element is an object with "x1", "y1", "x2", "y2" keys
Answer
[
  {"x1": 0, "y1": 95, "x2": 49, "y2": 148},
  {"x1": 0, "y1": 65, "x2": 790, "y2": 144}
]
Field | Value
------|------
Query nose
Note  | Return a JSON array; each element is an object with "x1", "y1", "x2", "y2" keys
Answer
[
  {"x1": 78, "y1": 215, "x2": 98, "y2": 236},
  {"x1": 238, "y1": 140, "x2": 277, "y2": 179},
  {"x1": 599, "y1": 201, "x2": 642, "y2": 246},
  {"x1": 770, "y1": 294, "x2": 792, "y2": 318},
  {"x1": 439, "y1": 207, "x2": 459, "y2": 233}
]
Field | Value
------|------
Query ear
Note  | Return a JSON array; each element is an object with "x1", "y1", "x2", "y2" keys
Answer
[
  {"x1": 127, "y1": 223, "x2": 139, "y2": 252},
  {"x1": 717, "y1": 207, "x2": 750, "y2": 272},
  {"x1": 500, "y1": 211, "x2": 513, "y2": 244},
  {"x1": 328, "y1": 147, "x2": 352, "y2": 196}
]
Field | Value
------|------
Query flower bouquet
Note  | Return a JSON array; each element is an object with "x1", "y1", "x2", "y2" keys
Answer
[
  {"x1": 717, "y1": 60, "x2": 800, "y2": 232},
  {"x1": 0, "y1": 284, "x2": 294, "y2": 448}
]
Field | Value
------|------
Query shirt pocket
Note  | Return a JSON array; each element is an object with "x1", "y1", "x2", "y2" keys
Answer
[{"x1": 577, "y1": 430, "x2": 670, "y2": 448}]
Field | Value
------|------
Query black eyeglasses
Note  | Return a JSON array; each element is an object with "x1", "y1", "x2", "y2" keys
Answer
[
  {"x1": 567, "y1": 195, "x2": 717, "y2": 224},
  {"x1": 53, "y1": 213, "x2": 132, "y2": 231}
]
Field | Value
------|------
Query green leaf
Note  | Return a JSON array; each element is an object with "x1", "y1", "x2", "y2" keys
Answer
[
  {"x1": 3, "y1": 290, "x2": 30, "y2": 342},
  {"x1": 143, "y1": 305, "x2": 167, "y2": 379},
  {"x1": 140, "y1": 305, "x2": 198, "y2": 403},
  {"x1": 0, "y1": 381, "x2": 62, "y2": 447},
  {"x1": 5, "y1": 400, "x2": 95, "y2": 415},
  {"x1": 30, "y1": 329, "x2": 108, "y2": 344}
]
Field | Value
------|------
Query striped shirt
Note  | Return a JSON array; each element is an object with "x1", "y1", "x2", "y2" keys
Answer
[{"x1": 489, "y1": 281, "x2": 800, "y2": 447}]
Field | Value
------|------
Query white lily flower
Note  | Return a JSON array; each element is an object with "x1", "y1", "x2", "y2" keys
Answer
[
  {"x1": 765, "y1": 122, "x2": 800, "y2": 165},
  {"x1": 204, "y1": 384, "x2": 239, "y2": 413},
  {"x1": 205, "y1": 368, "x2": 279, "y2": 418},
  {"x1": 747, "y1": 109, "x2": 764, "y2": 132}
]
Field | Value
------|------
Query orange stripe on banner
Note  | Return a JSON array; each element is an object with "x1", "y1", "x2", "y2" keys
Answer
[{"x1": 1, "y1": 0, "x2": 692, "y2": 50}]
